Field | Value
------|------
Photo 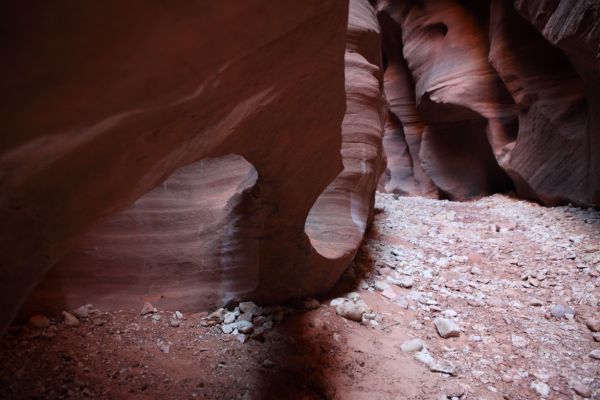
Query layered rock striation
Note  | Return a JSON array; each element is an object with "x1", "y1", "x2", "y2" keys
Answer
[
  {"x1": 1, "y1": 1, "x2": 352, "y2": 330},
  {"x1": 9, "y1": 0, "x2": 387, "y2": 325},
  {"x1": 376, "y1": 0, "x2": 599, "y2": 206}
]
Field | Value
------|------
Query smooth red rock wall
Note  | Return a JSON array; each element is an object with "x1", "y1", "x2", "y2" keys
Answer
[
  {"x1": 16, "y1": 0, "x2": 387, "y2": 323},
  {"x1": 306, "y1": 0, "x2": 386, "y2": 260},
  {"x1": 1, "y1": 1, "x2": 350, "y2": 330},
  {"x1": 375, "y1": 0, "x2": 599, "y2": 206}
]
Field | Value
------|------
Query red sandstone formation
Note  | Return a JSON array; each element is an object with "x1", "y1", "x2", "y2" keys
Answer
[
  {"x1": 12, "y1": 0, "x2": 387, "y2": 324},
  {"x1": 495, "y1": 0, "x2": 600, "y2": 206},
  {"x1": 1, "y1": 0, "x2": 599, "y2": 332},
  {"x1": 377, "y1": 3, "x2": 439, "y2": 197},
  {"x1": 0, "y1": 1, "x2": 350, "y2": 330},
  {"x1": 375, "y1": 0, "x2": 599, "y2": 206},
  {"x1": 305, "y1": 0, "x2": 386, "y2": 261}
]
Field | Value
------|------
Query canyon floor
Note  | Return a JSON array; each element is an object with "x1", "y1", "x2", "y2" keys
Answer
[{"x1": 1, "y1": 193, "x2": 599, "y2": 400}]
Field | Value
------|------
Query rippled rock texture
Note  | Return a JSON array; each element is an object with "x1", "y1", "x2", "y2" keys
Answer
[
  {"x1": 376, "y1": 0, "x2": 599, "y2": 206},
  {"x1": 1, "y1": 1, "x2": 353, "y2": 329},
  {"x1": 8, "y1": 0, "x2": 386, "y2": 326}
]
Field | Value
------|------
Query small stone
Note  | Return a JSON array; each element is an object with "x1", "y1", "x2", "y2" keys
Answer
[
  {"x1": 394, "y1": 296, "x2": 409, "y2": 309},
  {"x1": 175, "y1": 311, "x2": 183, "y2": 320},
  {"x1": 302, "y1": 298, "x2": 320, "y2": 310},
  {"x1": 223, "y1": 312, "x2": 237, "y2": 324},
  {"x1": 29, "y1": 315, "x2": 50, "y2": 329},
  {"x1": 374, "y1": 280, "x2": 390, "y2": 292},
  {"x1": 434, "y1": 318, "x2": 460, "y2": 338},
  {"x1": 429, "y1": 361, "x2": 456, "y2": 376},
  {"x1": 262, "y1": 359, "x2": 276, "y2": 368},
  {"x1": 330, "y1": 298, "x2": 346, "y2": 307},
  {"x1": 589, "y1": 349, "x2": 600, "y2": 359},
  {"x1": 443, "y1": 309, "x2": 458, "y2": 318},
  {"x1": 159, "y1": 343, "x2": 170, "y2": 353},
  {"x1": 92, "y1": 318, "x2": 104, "y2": 326},
  {"x1": 550, "y1": 304, "x2": 575, "y2": 319},
  {"x1": 169, "y1": 319, "x2": 180, "y2": 328},
  {"x1": 399, "y1": 277, "x2": 415, "y2": 288},
  {"x1": 593, "y1": 332, "x2": 600, "y2": 342},
  {"x1": 203, "y1": 308, "x2": 226, "y2": 326},
  {"x1": 336, "y1": 302, "x2": 364, "y2": 322},
  {"x1": 236, "y1": 334, "x2": 247, "y2": 344},
  {"x1": 585, "y1": 317, "x2": 600, "y2": 332},
  {"x1": 221, "y1": 323, "x2": 236, "y2": 334},
  {"x1": 381, "y1": 287, "x2": 397, "y2": 300},
  {"x1": 569, "y1": 381, "x2": 592, "y2": 398},
  {"x1": 401, "y1": 338, "x2": 424, "y2": 352},
  {"x1": 531, "y1": 381, "x2": 550, "y2": 397},
  {"x1": 345, "y1": 292, "x2": 361, "y2": 301},
  {"x1": 237, "y1": 320, "x2": 254, "y2": 334},
  {"x1": 62, "y1": 311, "x2": 79, "y2": 326},
  {"x1": 486, "y1": 297, "x2": 504, "y2": 307},
  {"x1": 443, "y1": 382, "x2": 465, "y2": 398},
  {"x1": 511, "y1": 334, "x2": 528, "y2": 348},
  {"x1": 72, "y1": 306, "x2": 90, "y2": 319},
  {"x1": 238, "y1": 312, "x2": 253, "y2": 322},
  {"x1": 470, "y1": 266, "x2": 482, "y2": 275},
  {"x1": 239, "y1": 302, "x2": 262, "y2": 316},
  {"x1": 151, "y1": 314, "x2": 161, "y2": 321},
  {"x1": 414, "y1": 350, "x2": 434, "y2": 367},
  {"x1": 529, "y1": 299, "x2": 544, "y2": 307},
  {"x1": 436, "y1": 258, "x2": 450, "y2": 268},
  {"x1": 140, "y1": 302, "x2": 155, "y2": 315}
]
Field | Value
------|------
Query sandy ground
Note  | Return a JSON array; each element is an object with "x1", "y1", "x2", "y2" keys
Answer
[{"x1": 1, "y1": 193, "x2": 599, "y2": 399}]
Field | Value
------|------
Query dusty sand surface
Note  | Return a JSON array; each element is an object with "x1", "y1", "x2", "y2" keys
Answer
[{"x1": 1, "y1": 193, "x2": 598, "y2": 399}]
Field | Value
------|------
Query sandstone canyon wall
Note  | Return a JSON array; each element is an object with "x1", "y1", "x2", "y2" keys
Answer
[
  {"x1": 2, "y1": 0, "x2": 599, "y2": 331},
  {"x1": 7, "y1": 0, "x2": 387, "y2": 326},
  {"x1": 1, "y1": 1, "x2": 353, "y2": 330},
  {"x1": 376, "y1": 0, "x2": 600, "y2": 206}
]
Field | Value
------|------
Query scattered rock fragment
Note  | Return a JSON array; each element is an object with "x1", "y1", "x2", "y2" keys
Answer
[
  {"x1": 239, "y1": 302, "x2": 262, "y2": 316},
  {"x1": 589, "y1": 349, "x2": 600, "y2": 360},
  {"x1": 511, "y1": 335, "x2": 528, "y2": 348},
  {"x1": 28, "y1": 315, "x2": 50, "y2": 329},
  {"x1": 529, "y1": 299, "x2": 543, "y2": 307},
  {"x1": 202, "y1": 308, "x2": 226, "y2": 326},
  {"x1": 223, "y1": 312, "x2": 237, "y2": 324},
  {"x1": 72, "y1": 305, "x2": 90, "y2": 319},
  {"x1": 442, "y1": 382, "x2": 465, "y2": 399},
  {"x1": 585, "y1": 317, "x2": 599, "y2": 332},
  {"x1": 443, "y1": 309, "x2": 458, "y2": 318},
  {"x1": 140, "y1": 302, "x2": 155, "y2": 315},
  {"x1": 374, "y1": 280, "x2": 390, "y2": 292},
  {"x1": 62, "y1": 311, "x2": 79, "y2": 326},
  {"x1": 550, "y1": 304, "x2": 575, "y2": 319},
  {"x1": 381, "y1": 287, "x2": 397, "y2": 300},
  {"x1": 414, "y1": 350, "x2": 434, "y2": 367},
  {"x1": 159, "y1": 343, "x2": 170, "y2": 353},
  {"x1": 434, "y1": 318, "x2": 460, "y2": 338},
  {"x1": 301, "y1": 298, "x2": 320, "y2": 311},
  {"x1": 531, "y1": 381, "x2": 550, "y2": 397},
  {"x1": 261, "y1": 359, "x2": 276, "y2": 368},
  {"x1": 399, "y1": 277, "x2": 414, "y2": 288},
  {"x1": 336, "y1": 301, "x2": 365, "y2": 322},
  {"x1": 400, "y1": 338, "x2": 424, "y2": 352},
  {"x1": 569, "y1": 381, "x2": 592, "y2": 398}
]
